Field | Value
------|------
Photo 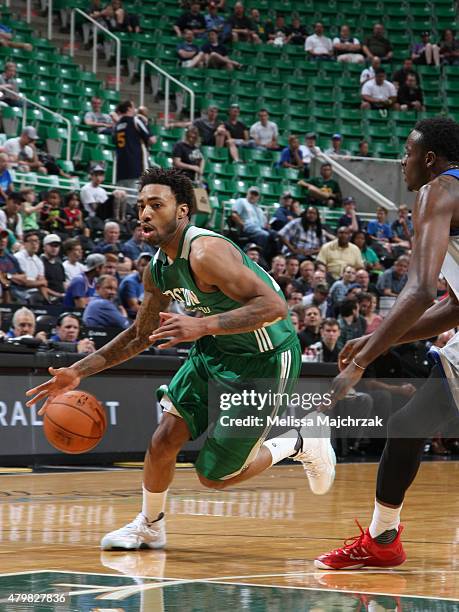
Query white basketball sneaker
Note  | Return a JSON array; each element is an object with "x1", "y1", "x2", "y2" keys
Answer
[
  {"x1": 292, "y1": 429, "x2": 336, "y2": 495},
  {"x1": 101, "y1": 512, "x2": 166, "y2": 550}
]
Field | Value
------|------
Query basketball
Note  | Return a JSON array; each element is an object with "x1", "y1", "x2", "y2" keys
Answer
[{"x1": 43, "y1": 391, "x2": 107, "y2": 454}]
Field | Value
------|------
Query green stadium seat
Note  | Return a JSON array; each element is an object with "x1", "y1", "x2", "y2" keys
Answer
[{"x1": 202, "y1": 146, "x2": 229, "y2": 162}]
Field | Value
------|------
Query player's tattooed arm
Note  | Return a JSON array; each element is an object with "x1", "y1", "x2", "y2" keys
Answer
[
  {"x1": 193, "y1": 238, "x2": 287, "y2": 334},
  {"x1": 72, "y1": 266, "x2": 170, "y2": 378}
]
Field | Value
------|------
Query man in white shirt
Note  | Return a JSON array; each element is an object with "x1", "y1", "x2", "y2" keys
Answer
[
  {"x1": 230, "y1": 186, "x2": 275, "y2": 255},
  {"x1": 325, "y1": 133, "x2": 351, "y2": 157},
  {"x1": 14, "y1": 230, "x2": 48, "y2": 301},
  {"x1": 361, "y1": 67, "x2": 397, "y2": 110},
  {"x1": 4, "y1": 126, "x2": 47, "y2": 174},
  {"x1": 63, "y1": 237, "x2": 85, "y2": 282},
  {"x1": 249, "y1": 109, "x2": 279, "y2": 149},
  {"x1": 80, "y1": 165, "x2": 127, "y2": 220},
  {"x1": 299, "y1": 132, "x2": 322, "y2": 177},
  {"x1": 360, "y1": 56, "x2": 381, "y2": 84},
  {"x1": 305, "y1": 22, "x2": 333, "y2": 60}
]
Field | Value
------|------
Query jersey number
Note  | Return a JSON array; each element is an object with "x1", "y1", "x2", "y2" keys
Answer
[{"x1": 116, "y1": 132, "x2": 126, "y2": 148}]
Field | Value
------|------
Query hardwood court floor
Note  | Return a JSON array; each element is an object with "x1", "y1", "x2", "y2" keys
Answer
[{"x1": 0, "y1": 462, "x2": 458, "y2": 609}]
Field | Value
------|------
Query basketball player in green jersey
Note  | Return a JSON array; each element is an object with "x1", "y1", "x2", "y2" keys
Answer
[{"x1": 26, "y1": 168, "x2": 335, "y2": 550}]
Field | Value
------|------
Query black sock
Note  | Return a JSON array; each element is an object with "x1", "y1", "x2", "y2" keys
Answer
[{"x1": 290, "y1": 430, "x2": 303, "y2": 457}]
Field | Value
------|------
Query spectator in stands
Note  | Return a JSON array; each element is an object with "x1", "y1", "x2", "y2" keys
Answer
[
  {"x1": 285, "y1": 256, "x2": 300, "y2": 280},
  {"x1": 298, "y1": 305, "x2": 322, "y2": 352},
  {"x1": 80, "y1": 165, "x2": 127, "y2": 221},
  {"x1": 176, "y1": 29, "x2": 206, "y2": 68},
  {"x1": 14, "y1": 230, "x2": 48, "y2": 303},
  {"x1": 0, "y1": 153, "x2": 12, "y2": 205},
  {"x1": 83, "y1": 274, "x2": 129, "y2": 329},
  {"x1": 325, "y1": 133, "x2": 350, "y2": 157},
  {"x1": 287, "y1": 289, "x2": 303, "y2": 308},
  {"x1": 391, "y1": 204, "x2": 412, "y2": 252},
  {"x1": 396, "y1": 73, "x2": 425, "y2": 111},
  {"x1": 439, "y1": 29, "x2": 459, "y2": 66},
  {"x1": 411, "y1": 31, "x2": 440, "y2": 66},
  {"x1": 6, "y1": 307, "x2": 46, "y2": 341},
  {"x1": 361, "y1": 67, "x2": 397, "y2": 110},
  {"x1": 333, "y1": 24, "x2": 364, "y2": 64},
  {"x1": 41, "y1": 234, "x2": 66, "y2": 303},
  {"x1": 249, "y1": 109, "x2": 279, "y2": 150},
  {"x1": 63, "y1": 253, "x2": 105, "y2": 308},
  {"x1": 338, "y1": 298, "x2": 366, "y2": 344},
  {"x1": 363, "y1": 23, "x2": 393, "y2": 62},
  {"x1": 266, "y1": 14, "x2": 288, "y2": 47},
  {"x1": 392, "y1": 58, "x2": 419, "y2": 89},
  {"x1": 358, "y1": 292, "x2": 382, "y2": 333},
  {"x1": 376, "y1": 255, "x2": 409, "y2": 297},
  {"x1": 330, "y1": 264, "x2": 357, "y2": 311},
  {"x1": 357, "y1": 140, "x2": 372, "y2": 157},
  {"x1": 277, "y1": 135, "x2": 303, "y2": 170},
  {"x1": 0, "y1": 228, "x2": 26, "y2": 303},
  {"x1": 223, "y1": 103, "x2": 252, "y2": 161},
  {"x1": 102, "y1": 0, "x2": 140, "y2": 35},
  {"x1": 84, "y1": 96, "x2": 115, "y2": 135},
  {"x1": 39, "y1": 189, "x2": 66, "y2": 235},
  {"x1": 202, "y1": 29, "x2": 242, "y2": 70},
  {"x1": 50, "y1": 313, "x2": 96, "y2": 354},
  {"x1": 118, "y1": 252, "x2": 152, "y2": 319},
  {"x1": 244, "y1": 243, "x2": 264, "y2": 266},
  {"x1": 336, "y1": 196, "x2": 363, "y2": 232},
  {"x1": 298, "y1": 162, "x2": 342, "y2": 208},
  {"x1": 63, "y1": 238, "x2": 85, "y2": 282},
  {"x1": 317, "y1": 226, "x2": 364, "y2": 280},
  {"x1": 62, "y1": 192, "x2": 84, "y2": 235},
  {"x1": 228, "y1": 2, "x2": 260, "y2": 44},
  {"x1": 269, "y1": 254, "x2": 286, "y2": 281},
  {"x1": 4, "y1": 192, "x2": 23, "y2": 240},
  {"x1": 205, "y1": 1, "x2": 230, "y2": 42},
  {"x1": 286, "y1": 15, "x2": 307, "y2": 46},
  {"x1": 231, "y1": 186, "x2": 273, "y2": 252},
  {"x1": 102, "y1": 252, "x2": 119, "y2": 277},
  {"x1": 0, "y1": 62, "x2": 20, "y2": 106},
  {"x1": 4, "y1": 126, "x2": 47, "y2": 174},
  {"x1": 270, "y1": 191, "x2": 298, "y2": 231},
  {"x1": 172, "y1": 127, "x2": 205, "y2": 182},
  {"x1": 305, "y1": 22, "x2": 333, "y2": 60},
  {"x1": 114, "y1": 100, "x2": 154, "y2": 196},
  {"x1": 121, "y1": 221, "x2": 156, "y2": 260},
  {"x1": 367, "y1": 205, "x2": 393, "y2": 255},
  {"x1": 310, "y1": 318, "x2": 341, "y2": 362},
  {"x1": 0, "y1": 24, "x2": 32, "y2": 52},
  {"x1": 95, "y1": 221, "x2": 122, "y2": 254},
  {"x1": 279, "y1": 206, "x2": 326, "y2": 259},
  {"x1": 294, "y1": 259, "x2": 314, "y2": 294},
  {"x1": 174, "y1": 2, "x2": 206, "y2": 37},
  {"x1": 299, "y1": 132, "x2": 321, "y2": 178},
  {"x1": 20, "y1": 188, "x2": 41, "y2": 232},
  {"x1": 355, "y1": 267, "x2": 377, "y2": 294},
  {"x1": 302, "y1": 282, "x2": 329, "y2": 318},
  {"x1": 360, "y1": 56, "x2": 381, "y2": 84},
  {"x1": 351, "y1": 230, "x2": 382, "y2": 272},
  {"x1": 117, "y1": 254, "x2": 133, "y2": 278},
  {"x1": 193, "y1": 104, "x2": 227, "y2": 148}
]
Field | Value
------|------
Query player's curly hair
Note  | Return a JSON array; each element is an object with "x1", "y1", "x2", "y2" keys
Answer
[
  {"x1": 139, "y1": 167, "x2": 196, "y2": 218},
  {"x1": 414, "y1": 117, "x2": 459, "y2": 162}
]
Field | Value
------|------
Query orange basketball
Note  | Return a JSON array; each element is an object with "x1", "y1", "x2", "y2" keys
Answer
[{"x1": 43, "y1": 390, "x2": 107, "y2": 454}]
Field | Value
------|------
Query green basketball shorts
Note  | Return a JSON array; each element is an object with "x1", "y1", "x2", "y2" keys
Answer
[{"x1": 158, "y1": 335, "x2": 301, "y2": 481}]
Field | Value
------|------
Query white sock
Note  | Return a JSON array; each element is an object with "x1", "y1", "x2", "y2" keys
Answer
[
  {"x1": 369, "y1": 499, "x2": 402, "y2": 538},
  {"x1": 142, "y1": 485, "x2": 168, "y2": 522},
  {"x1": 263, "y1": 429, "x2": 300, "y2": 466}
]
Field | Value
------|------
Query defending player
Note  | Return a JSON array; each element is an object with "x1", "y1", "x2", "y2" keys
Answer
[
  {"x1": 26, "y1": 167, "x2": 336, "y2": 551},
  {"x1": 315, "y1": 116, "x2": 459, "y2": 570}
]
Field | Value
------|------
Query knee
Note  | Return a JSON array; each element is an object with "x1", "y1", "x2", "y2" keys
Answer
[
  {"x1": 197, "y1": 473, "x2": 227, "y2": 489},
  {"x1": 149, "y1": 418, "x2": 187, "y2": 460}
]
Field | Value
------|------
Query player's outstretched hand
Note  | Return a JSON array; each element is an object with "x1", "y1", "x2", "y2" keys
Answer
[
  {"x1": 26, "y1": 366, "x2": 80, "y2": 415},
  {"x1": 338, "y1": 334, "x2": 371, "y2": 371},
  {"x1": 319, "y1": 361, "x2": 365, "y2": 412},
  {"x1": 149, "y1": 312, "x2": 207, "y2": 349}
]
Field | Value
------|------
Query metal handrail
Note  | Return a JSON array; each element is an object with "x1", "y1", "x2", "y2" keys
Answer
[
  {"x1": 0, "y1": 88, "x2": 72, "y2": 161},
  {"x1": 319, "y1": 152, "x2": 397, "y2": 210},
  {"x1": 140, "y1": 60, "x2": 195, "y2": 127},
  {"x1": 69, "y1": 8, "x2": 121, "y2": 91}
]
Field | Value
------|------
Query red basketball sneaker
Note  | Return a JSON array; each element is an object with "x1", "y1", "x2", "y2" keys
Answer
[{"x1": 314, "y1": 520, "x2": 406, "y2": 570}]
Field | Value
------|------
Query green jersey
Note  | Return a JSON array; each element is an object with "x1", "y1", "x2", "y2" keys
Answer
[{"x1": 150, "y1": 225, "x2": 297, "y2": 356}]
